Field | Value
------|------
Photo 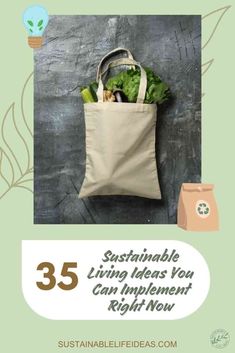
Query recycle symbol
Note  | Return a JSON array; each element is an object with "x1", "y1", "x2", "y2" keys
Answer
[{"x1": 196, "y1": 200, "x2": 210, "y2": 218}]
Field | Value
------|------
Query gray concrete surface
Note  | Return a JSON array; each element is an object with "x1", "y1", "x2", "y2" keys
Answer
[{"x1": 34, "y1": 15, "x2": 201, "y2": 224}]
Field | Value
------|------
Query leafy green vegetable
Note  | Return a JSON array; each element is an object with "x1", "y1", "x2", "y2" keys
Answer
[{"x1": 106, "y1": 67, "x2": 170, "y2": 104}]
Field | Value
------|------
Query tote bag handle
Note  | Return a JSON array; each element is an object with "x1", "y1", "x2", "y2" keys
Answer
[
  {"x1": 97, "y1": 57, "x2": 147, "y2": 104},
  {"x1": 96, "y1": 47, "x2": 134, "y2": 82}
]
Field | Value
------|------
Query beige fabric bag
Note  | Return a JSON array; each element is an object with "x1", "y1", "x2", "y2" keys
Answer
[{"x1": 79, "y1": 48, "x2": 161, "y2": 199}]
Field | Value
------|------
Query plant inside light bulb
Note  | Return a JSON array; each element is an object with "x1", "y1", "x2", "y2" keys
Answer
[{"x1": 23, "y1": 5, "x2": 49, "y2": 48}]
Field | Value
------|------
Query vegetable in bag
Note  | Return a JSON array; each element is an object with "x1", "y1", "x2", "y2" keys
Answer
[{"x1": 106, "y1": 67, "x2": 170, "y2": 104}]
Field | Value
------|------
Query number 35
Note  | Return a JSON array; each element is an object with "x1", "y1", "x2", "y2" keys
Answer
[{"x1": 36, "y1": 262, "x2": 78, "y2": 291}]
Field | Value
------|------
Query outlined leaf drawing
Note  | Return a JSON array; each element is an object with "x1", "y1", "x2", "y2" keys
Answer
[
  {"x1": 201, "y1": 5, "x2": 231, "y2": 97},
  {"x1": 21, "y1": 72, "x2": 33, "y2": 138},
  {"x1": 202, "y1": 5, "x2": 231, "y2": 50},
  {"x1": 0, "y1": 147, "x2": 14, "y2": 187},
  {"x1": 202, "y1": 59, "x2": 214, "y2": 76},
  {"x1": 0, "y1": 72, "x2": 33, "y2": 201}
]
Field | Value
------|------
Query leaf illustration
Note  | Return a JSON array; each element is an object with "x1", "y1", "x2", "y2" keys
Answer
[
  {"x1": 0, "y1": 147, "x2": 14, "y2": 186},
  {"x1": 37, "y1": 19, "x2": 43, "y2": 27},
  {"x1": 202, "y1": 6, "x2": 231, "y2": 50},
  {"x1": 27, "y1": 20, "x2": 34, "y2": 27},
  {"x1": 39, "y1": 26, "x2": 43, "y2": 31},
  {"x1": 202, "y1": 59, "x2": 214, "y2": 76},
  {"x1": 15, "y1": 179, "x2": 33, "y2": 194},
  {"x1": 0, "y1": 73, "x2": 34, "y2": 201},
  {"x1": 21, "y1": 72, "x2": 33, "y2": 138}
]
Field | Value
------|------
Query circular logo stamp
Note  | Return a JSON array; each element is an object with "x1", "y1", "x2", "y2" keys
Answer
[
  {"x1": 210, "y1": 329, "x2": 230, "y2": 349},
  {"x1": 196, "y1": 200, "x2": 210, "y2": 218}
]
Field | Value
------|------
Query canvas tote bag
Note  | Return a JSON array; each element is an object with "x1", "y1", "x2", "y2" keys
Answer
[{"x1": 79, "y1": 48, "x2": 161, "y2": 199}]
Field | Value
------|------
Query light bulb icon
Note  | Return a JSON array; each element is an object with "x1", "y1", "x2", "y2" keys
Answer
[{"x1": 23, "y1": 5, "x2": 49, "y2": 48}]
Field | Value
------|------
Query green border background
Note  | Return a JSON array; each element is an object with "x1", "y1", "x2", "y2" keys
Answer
[{"x1": 0, "y1": 1, "x2": 234, "y2": 352}]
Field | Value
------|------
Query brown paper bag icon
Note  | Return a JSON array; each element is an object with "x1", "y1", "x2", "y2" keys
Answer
[{"x1": 177, "y1": 183, "x2": 219, "y2": 231}]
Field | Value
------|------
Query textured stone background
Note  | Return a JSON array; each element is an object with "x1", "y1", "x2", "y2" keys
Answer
[{"x1": 34, "y1": 15, "x2": 201, "y2": 224}]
